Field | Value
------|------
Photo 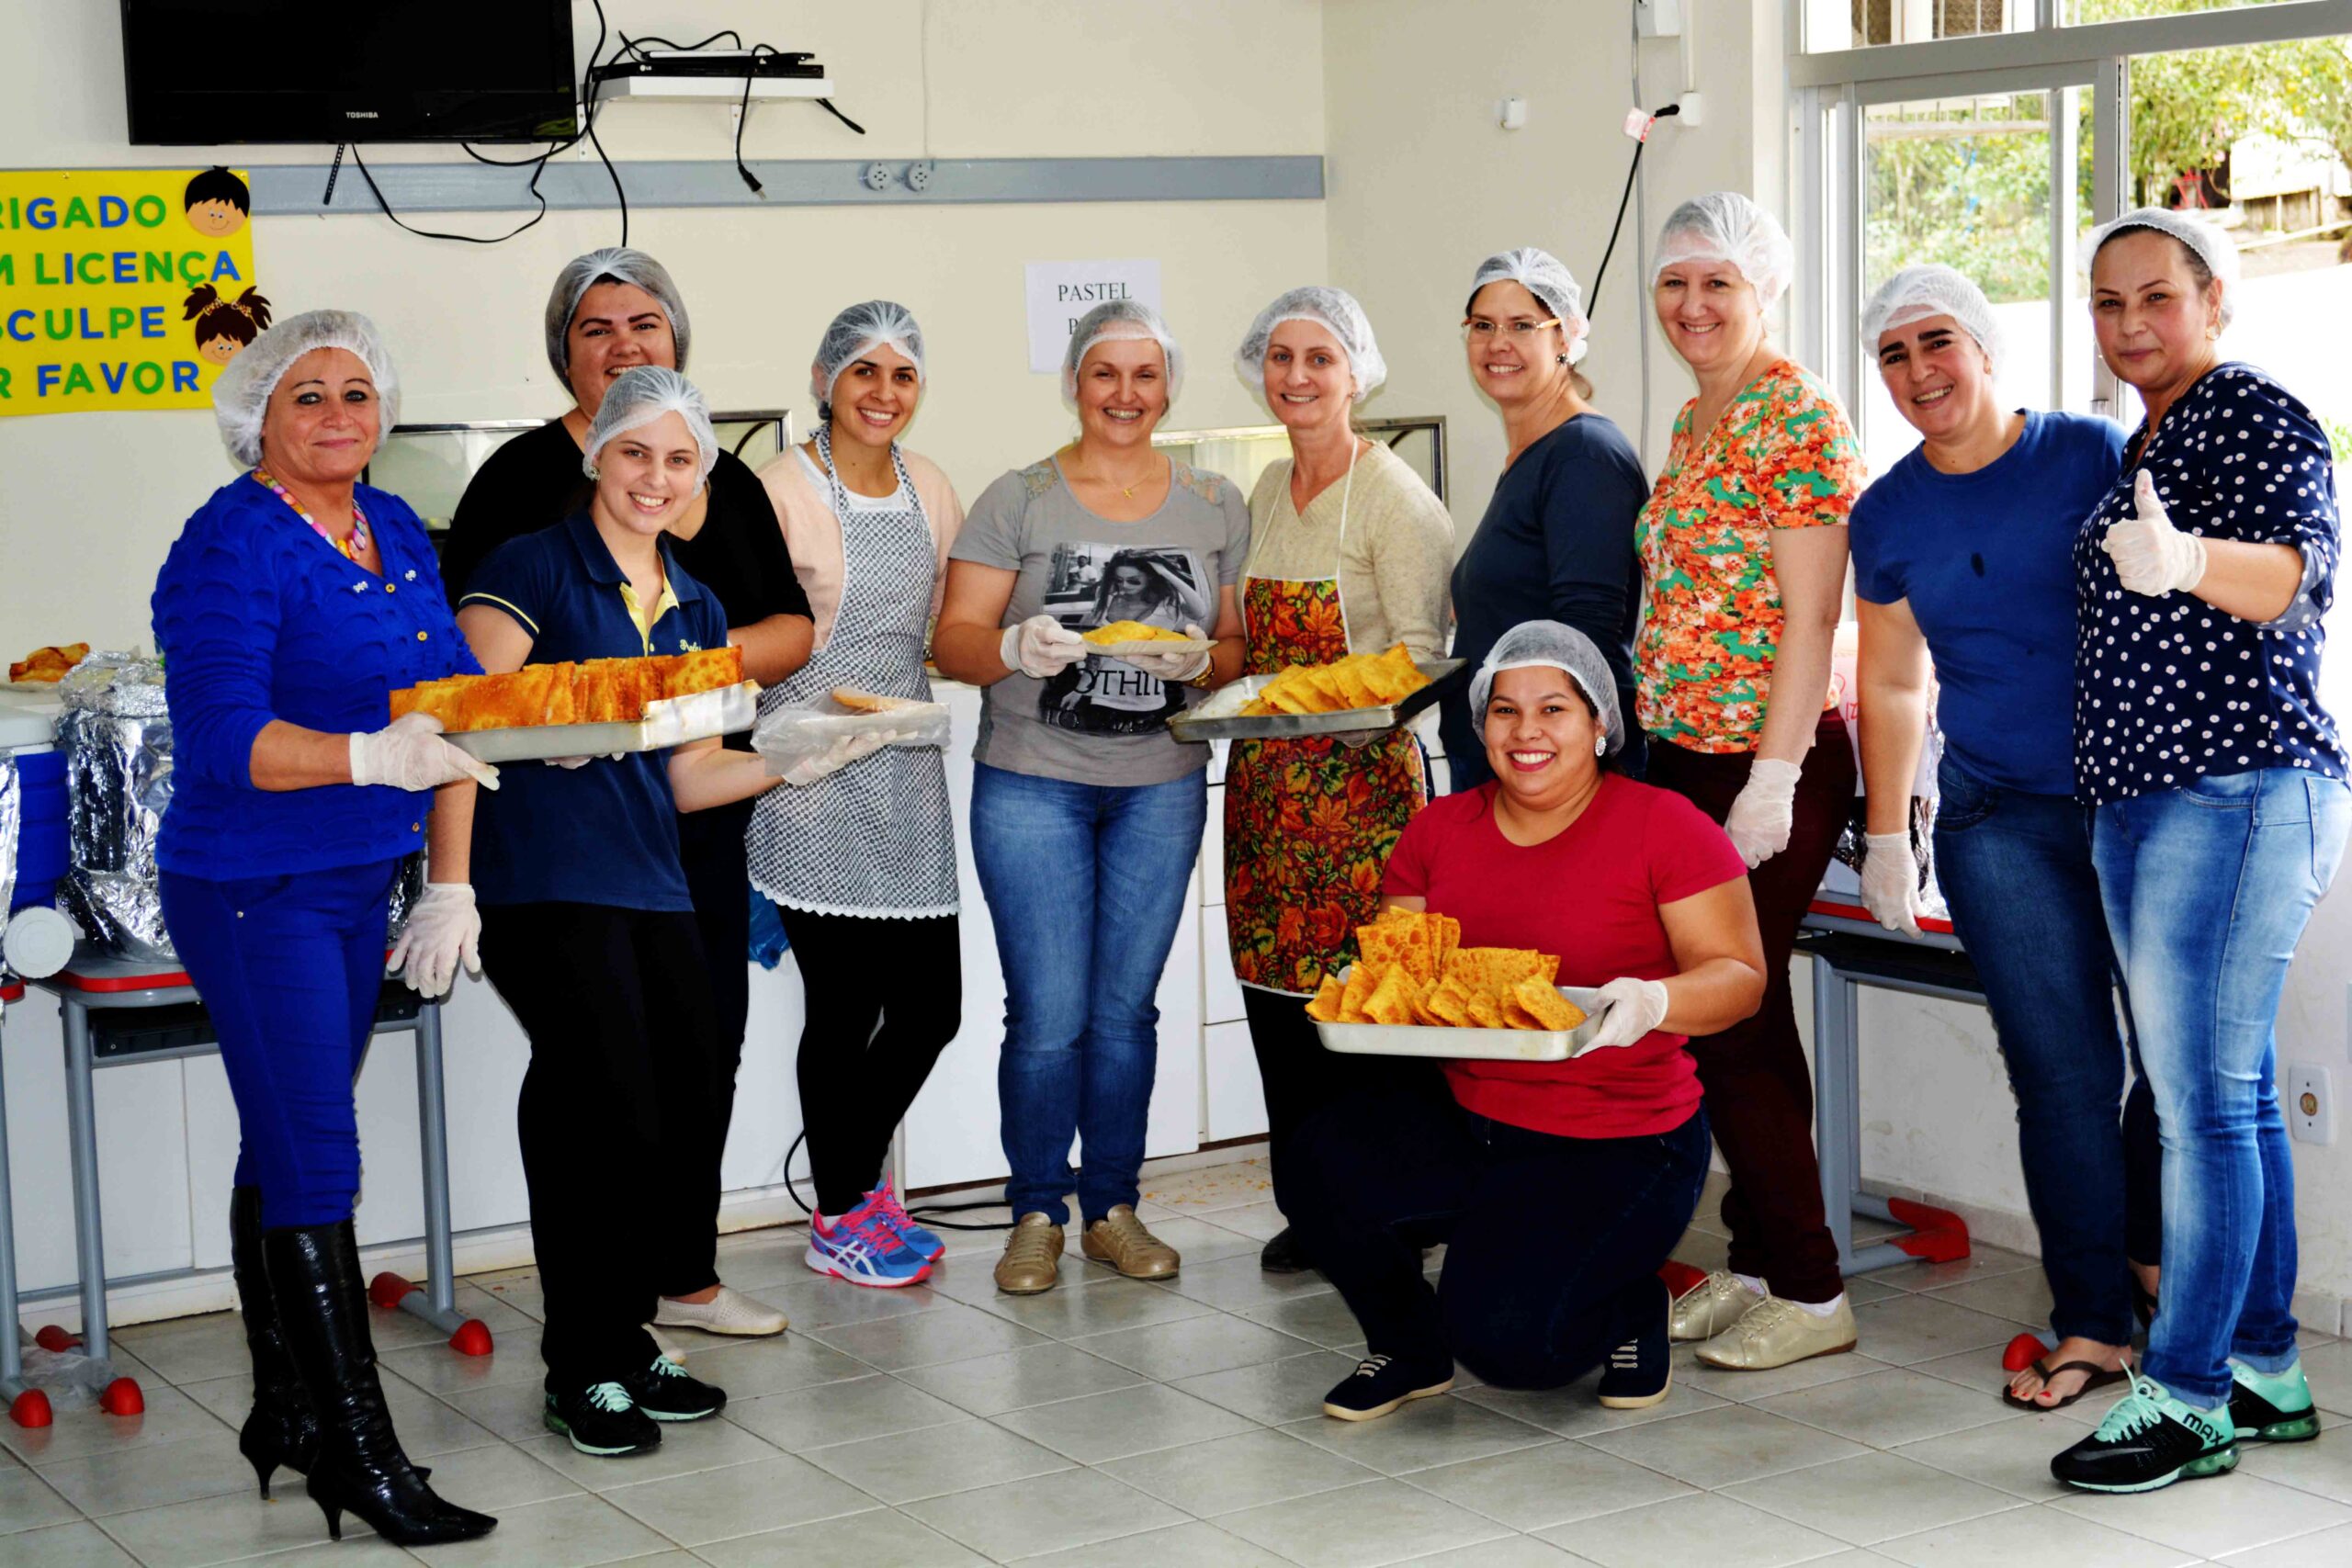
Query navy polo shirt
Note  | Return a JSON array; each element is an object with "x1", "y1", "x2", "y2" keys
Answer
[{"x1": 459, "y1": 513, "x2": 729, "y2": 911}]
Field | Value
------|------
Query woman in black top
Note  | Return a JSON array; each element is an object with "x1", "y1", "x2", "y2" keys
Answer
[
  {"x1": 441, "y1": 247, "x2": 815, "y2": 1341},
  {"x1": 1444, "y1": 248, "x2": 1650, "y2": 787}
]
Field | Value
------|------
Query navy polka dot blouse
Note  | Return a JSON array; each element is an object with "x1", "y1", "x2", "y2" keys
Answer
[{"x1": 2073, "y1": 363, "x2": 2345, "y2": 806}]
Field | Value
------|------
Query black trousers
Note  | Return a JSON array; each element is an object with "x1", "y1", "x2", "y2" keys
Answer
[
  {"x1": 480, "y1": 902, "x2": 722, "y2": 1387},
  {"x1": 775, "y1": 907, "x2": 963, "y2": 1216},
  {"x1": 673, "y1": 799, "x2": 754, "y2": 1297},
  {"x1": 1282, "y1": 1077, "x2": 1710, "y2": 1387},
  {"x1": 1245, "y1": 982, "x2": 1444, "y2": 1168}
]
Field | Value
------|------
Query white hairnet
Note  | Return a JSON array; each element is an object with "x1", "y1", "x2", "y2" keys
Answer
[
  {"x1": 810, "y1": 299, "x2": 926, "y2": 414},
  {"x1": 1061, "y1": 299, "x2": 1184, "y2": 408},
  {"x1": 1468, "y1": 620, "x2": 1624, "y2": 758},
  {"x1": 212, "y1": 309, "x2": 401, "y2": 469},
  {"x1": 2084, "y1": 207, "x2": 2241, "y2": 330},
  {"x1": 580, "y1": 366, "x2": 718, "y2": 487},
  {"x1": 1467, "y1": 248, "x2": 1592, "y2": 367},
  {"x1": 1862, "y1": 265, "x2": 2004, "y2": 372},
  {"x1": 1651, "y1": 192, "x2": 1797, "y2": 311},
  {"x1": 545, "y1": 247, "x2": 692, "y2": 381},
  {"x1": 1235, "y1": 286, "x2": 1388, "y2": 402}
]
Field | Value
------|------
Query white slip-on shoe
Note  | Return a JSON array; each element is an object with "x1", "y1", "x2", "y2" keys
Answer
[{"x1": 652, "y1": 1283, "x2": 788, "y2": 1337}]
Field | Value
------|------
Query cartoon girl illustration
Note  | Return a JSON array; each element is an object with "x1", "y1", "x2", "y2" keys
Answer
[
  {"x1": 183, "y1": 285, "x2": 274, "y2": 365},
  {"x1": 183, "y1": 167, "x2": 251, "y2": 239}
]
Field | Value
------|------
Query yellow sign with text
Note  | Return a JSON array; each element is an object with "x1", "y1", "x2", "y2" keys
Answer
[{"x1": 0, "y1": 167, "x2": 263, "y2": 417}]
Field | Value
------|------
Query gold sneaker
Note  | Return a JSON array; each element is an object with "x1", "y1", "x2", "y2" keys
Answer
[
  {"x1": 994, "y1": 1213, "x2": 1064, "y2": 1295},
  {"x1": 1668, "y1": 1270, "x2": 1765, "y2": 1343},
  {"x1": 1080, "y1": 1205, "x2": 1181, "y2": 1279},
  {"x1": 1694, "y1": 1294, "x2": 1858, "y2": 1371}
]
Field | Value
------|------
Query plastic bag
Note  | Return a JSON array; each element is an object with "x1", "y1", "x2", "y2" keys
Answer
[{"x1": 751, "y1": 699, "x2": 951, "y2": 787}]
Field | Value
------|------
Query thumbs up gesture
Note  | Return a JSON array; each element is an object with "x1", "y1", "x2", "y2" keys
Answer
[{"x1": 2103, "y1": 471, "x2": 2207, "y2": 597}]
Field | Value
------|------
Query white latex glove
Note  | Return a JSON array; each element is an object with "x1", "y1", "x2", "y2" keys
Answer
[
  {"x1": 542, "y1": 755, "x2": 592, "y2": 769},
  {"x1": 387, "y1": 884, "x2": 480, "y2": 998},
  {"x1": 1860, "y1": 830, "x2": 1924, "y2": 938},
  {"x1": 1586, "y1": 976, "x2": 1670, "y2": 1050},
  {"x1": 1724, "y1": 758, "x2": 1801, "y2": 868},
  {"x1": 778, "y1": 729, "x2": 891, "y2": 787},
  {"x1": 2103, "y1": 471, "x2": 2208, "y2": 597},
  {"x1": 1001, "y1": 615, "x2": 1088, "y2": 679},
  {"x1": 1121, "y1": 623, "x2": 1214, "y2": 683},
  {"x1": 350, "y1": 713, "x2": 500, "y2": 792}
]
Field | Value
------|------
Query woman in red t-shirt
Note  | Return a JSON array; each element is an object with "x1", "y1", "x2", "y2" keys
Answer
[{"x1": 1283, "y1": 621, "x2": 1764, "y2": 1421}]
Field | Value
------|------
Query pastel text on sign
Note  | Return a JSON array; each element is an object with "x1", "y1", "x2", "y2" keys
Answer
[{"x1": 1056, "y1": 280, "x2": 1135, "y2": 304}]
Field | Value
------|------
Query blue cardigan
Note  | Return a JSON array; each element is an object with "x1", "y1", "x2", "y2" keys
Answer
[{"x1": 153, "y1": 474, "x2": 480, "y2": 881}]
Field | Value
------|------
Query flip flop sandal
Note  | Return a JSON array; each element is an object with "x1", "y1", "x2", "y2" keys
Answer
[{"x1": 2002, "y1": 1358, "x2": 2129, "y2": 1412}]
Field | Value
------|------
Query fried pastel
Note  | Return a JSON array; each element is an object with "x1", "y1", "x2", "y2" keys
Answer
[
  {"x1": 1083, "y1": 619, "x2": 1193, "y2": 646},
  {"x1": 1304, "y1": 973, "x2": 1347, "y2": 1023},
  {"x1": 1361, "y1": 966, "x2": 1419, "y2": 1026},
  {"x1": 1510, "y1": 978, "x2": 1588, "y2": 1032}
]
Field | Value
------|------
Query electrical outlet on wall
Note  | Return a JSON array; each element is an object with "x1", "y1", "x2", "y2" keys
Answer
[{"x1": 2290, "y1": 1065, "x2": 2335, "y2": 1145}]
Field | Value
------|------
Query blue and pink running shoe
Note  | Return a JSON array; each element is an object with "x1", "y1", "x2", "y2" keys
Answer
[
  {"x1": 804, "y1": 1200, "x2": 931, "y2": 1289},
  {"x1": 868, "y1": 1178, "x2": 946, "y2": 1262}
]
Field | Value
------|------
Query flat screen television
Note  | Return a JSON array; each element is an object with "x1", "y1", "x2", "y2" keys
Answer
[{"x1": 121, "y1": 3, "x2": 577, "y2": 145}]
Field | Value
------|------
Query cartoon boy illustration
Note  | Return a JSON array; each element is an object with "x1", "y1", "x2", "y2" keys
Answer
[
  {"x1": 183, "y1": 166, "x2": 250, "y2": 239},
  {"x1": 183, "y1": 285, "x2": 273, "y2": 365}
]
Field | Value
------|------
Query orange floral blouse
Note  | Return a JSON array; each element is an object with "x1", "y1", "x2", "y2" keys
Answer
[{"x1": 1634, "y1": 360, "x2": 1863, "y2": 754}]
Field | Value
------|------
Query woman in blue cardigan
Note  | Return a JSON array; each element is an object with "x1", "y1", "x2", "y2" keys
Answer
[{"x1": 153, "y1": 312, "x2": 498, "y2": 1548}]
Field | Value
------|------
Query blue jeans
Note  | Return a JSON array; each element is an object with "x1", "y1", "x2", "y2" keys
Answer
[
  {"x1": 970, "y1": 761, "x2": 1207, "y2": 1225},
  {"x1": 1934, "y1": 758, "x2": 2157, "y2": 1348},
  {"x1": 159, "y1": 860, "x2": 400, "y2": 1230},
  {"x1": 2093, "y1": 768, "x2": 2350, "y2": 1406}
]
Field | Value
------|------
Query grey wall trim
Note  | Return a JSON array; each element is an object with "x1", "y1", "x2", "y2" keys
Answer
[{"x1": 249, "y1": 155, "x2": 1324, "y2": 216}]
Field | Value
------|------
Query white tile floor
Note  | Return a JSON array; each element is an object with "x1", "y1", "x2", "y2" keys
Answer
[{"x1": 9, "y1": 1156, "x2": 2352, "y2": 1566}]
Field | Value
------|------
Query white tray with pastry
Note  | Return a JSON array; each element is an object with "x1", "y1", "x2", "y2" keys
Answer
[{"x1": 1306, "y1": 908, "x2": 1604, "y2": 1062}]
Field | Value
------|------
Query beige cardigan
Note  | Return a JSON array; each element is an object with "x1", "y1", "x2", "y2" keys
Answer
[{"x1": 755, "y1": 445, "x2": 966, "y2": 650}]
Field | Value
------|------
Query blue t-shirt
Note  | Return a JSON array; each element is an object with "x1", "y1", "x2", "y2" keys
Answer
[
  {"x1": 2073, "y1": 363, "x2": 2345, "y2": 805},
  {"x1": 1851, "y1": 412, "x2": 2124, "y2": 796},
  {"x1": 459, "y1": 513, "x2": 729, "y2": 911},
  {"x1": 153, "y1": 475, "x2": 479, "y2": 881},
  {"x1": 1444, "y1": 413, "x2": 1649, "y2": 789}
]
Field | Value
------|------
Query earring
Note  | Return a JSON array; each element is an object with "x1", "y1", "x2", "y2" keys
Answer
[
  {"x1": 585, "y1": 464, "x2": 600, "y2": 479},
  {"x1": 1594, "y1": 736, "x2": 1607, "y2": 757}
]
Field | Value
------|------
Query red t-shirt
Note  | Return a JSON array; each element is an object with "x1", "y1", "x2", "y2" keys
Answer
[{"x1": 1382, "y1": 774, "x2": 1747, "y2": 1139}]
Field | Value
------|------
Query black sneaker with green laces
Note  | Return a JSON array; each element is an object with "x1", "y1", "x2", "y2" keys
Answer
[
  {"x1": 2051, "y1": 1373, "x2": 2236, "y2": 1493},
  {"x1": 621, "y1": 1356, "x2": 728, "y2": 1421},
  {"x1": 2229, "y1": 1359, "x2": 2322, "y2": 1444},
  {"x1": 545, "y1": 1380, "x2": 660, "y2": 1457}
]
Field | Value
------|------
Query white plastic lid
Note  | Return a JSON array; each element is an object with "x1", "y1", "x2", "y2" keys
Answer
[{"x1": 3, "y1": 906, "x2": 76, "y2": 979}]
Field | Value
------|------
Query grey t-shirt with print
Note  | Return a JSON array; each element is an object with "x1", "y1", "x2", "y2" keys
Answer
[{"x1": 952, "y1": 454, "x2": 1251, "y2": 787}]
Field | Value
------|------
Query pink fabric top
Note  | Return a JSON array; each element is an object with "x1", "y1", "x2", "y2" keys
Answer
[{"x1": 754, "y1": 445, "x2": 965, "y2": 650}]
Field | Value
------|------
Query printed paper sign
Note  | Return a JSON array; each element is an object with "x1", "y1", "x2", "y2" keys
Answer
[
  {"x1": 1025, "y1": 259, "x2": 1161, "y2": 374},
  {"x1": 0, "y1": 167, "x2": 264, "y2": 417}
]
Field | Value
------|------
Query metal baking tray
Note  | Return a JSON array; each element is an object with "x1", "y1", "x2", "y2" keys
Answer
[
  {"x1": 1316, "y1": 977, "x2": 1606, "y2": 1062},
  {"x1": 1168, "y1": 657, "x2": 1463, "y2": 743},
  {"x1": 444, "y1": 682, "x2": 758, "y2": 763},
  {"x1": 1088, "y1": 637, "x2": 1216, "y2": 660}
]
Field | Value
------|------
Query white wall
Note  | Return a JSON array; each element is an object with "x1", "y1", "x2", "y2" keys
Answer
[{"x1": 0, "y1": 0, "x2": 1323, "y2": 1312}]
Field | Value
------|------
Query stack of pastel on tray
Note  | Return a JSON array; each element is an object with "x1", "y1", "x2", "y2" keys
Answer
[
  {"x1": 1239, "y1": 643, "x2": 1430, "y2": 716},
  {"x1": 1305, "y1": 906, "x2": 1587, "y2": 1032},
  {"x1": 390, "y1": 647, "x2": 744, "y2": 730}
]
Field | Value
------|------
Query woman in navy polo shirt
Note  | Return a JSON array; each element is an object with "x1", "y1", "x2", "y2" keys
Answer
[
  {"x1": 2050, "y1": 211, "x2": 2346, "y2": 1495},
  {"x1": 153, "y1": 311, "x2": 499, "y2": 1547},
  {"x1": 453, "y1": 368, "x2": 786, "y2": 1460},
  {"x1": 1850, "y1": 265, "x2": 2155, "y2": 1415}
]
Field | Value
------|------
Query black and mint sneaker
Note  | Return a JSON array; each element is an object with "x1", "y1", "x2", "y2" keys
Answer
[
  {"x1": 2230, "y1": 1359, "x2": 2322, "y2": 1444},
  {"x1": 1321, "y1": 1353, "x2": 1454, "y2": 1422},
  {"x1": 621, "y1": 1356, "x2": 727, "y2": 1422},
  {"x1": 545, "y1": 1380, "x2": 661, "y2": 1457},
  {"x1": 2051, "y1": 1373, "x2": 2236, "y2": 1493},
  {"x1": 1597, "y1": 1279, "x2": 1673, "y2": 1410}
]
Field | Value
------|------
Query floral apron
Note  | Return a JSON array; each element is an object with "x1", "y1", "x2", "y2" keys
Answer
[{"x1": 1222, "y1": 453, "x2": 1428, "y2": 996}]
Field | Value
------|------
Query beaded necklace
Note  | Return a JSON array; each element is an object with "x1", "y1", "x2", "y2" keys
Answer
[{"x1": 254, "y1": 467, "x2": 373, "y2": 564}]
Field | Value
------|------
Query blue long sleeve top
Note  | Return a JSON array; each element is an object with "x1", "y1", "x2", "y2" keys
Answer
[{"x1": 153, "y1": 474, "x2": 479, "y2": 880}]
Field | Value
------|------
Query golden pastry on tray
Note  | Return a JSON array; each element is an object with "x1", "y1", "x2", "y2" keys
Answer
[
  {"x1": 1239, "y1": 643, "x2": 1430, "y2": 716},
  {"x1": 390, "y1": 647, "x2": 743, "y2": 732},
  {"x1": 1304, "y1": 906, "x2": 1586, "y2": 1032}
]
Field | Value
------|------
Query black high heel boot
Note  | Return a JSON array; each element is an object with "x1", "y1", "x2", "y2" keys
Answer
[
  {"x1": 264, "y1": 1221, "x2": 495, "y2": 1546},
  {"x1": 230, "y1": 1187, "x2": 318, "y2": 1499}
]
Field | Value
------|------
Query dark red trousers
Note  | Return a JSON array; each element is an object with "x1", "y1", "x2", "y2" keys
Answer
[{"x1": 1645, "y1": 715, "x2": 1855, "y2": 1305}]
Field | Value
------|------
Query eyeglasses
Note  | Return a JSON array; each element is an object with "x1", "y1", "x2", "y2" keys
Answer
[{"x1": 1462, "y1": 317, "x2": 1561, "y2": 340}]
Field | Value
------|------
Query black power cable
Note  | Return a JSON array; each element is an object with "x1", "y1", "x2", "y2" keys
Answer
[
  {"x1": 1587, "y1": 103, "x2": 1680, "y2": 316},
  {"x1": 781, "y1": 1130, "x2": 1018, "y2": 1232}
]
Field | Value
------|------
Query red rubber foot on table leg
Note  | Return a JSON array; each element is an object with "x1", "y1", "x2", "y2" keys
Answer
[
  {"x1": 8, "y1": 1389, "x2": 53, "y2": 1427},
  {"x1": 2002, "y1": 1332, "x2": 2049, "y2": 1373},
  {"x1": 1885, "y1": 1198, "x2": 1972, "y2": 1264},
  {"x1": 368, "y1": 1271, "x2": 415, "y2": 1311},
  {"x1": 447, "y1": 1319, "x2": 492, "y2": 1358},
  {"x1": 33, "y1": 1325, "x2": 82, "y2": 1353},
  {"x1": 98, "y1": 1377, "x2": 144, "y2": 1416},
  {"x1": 1658, "y1": 1259, "x2": 1709, "y2": 1298}
]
